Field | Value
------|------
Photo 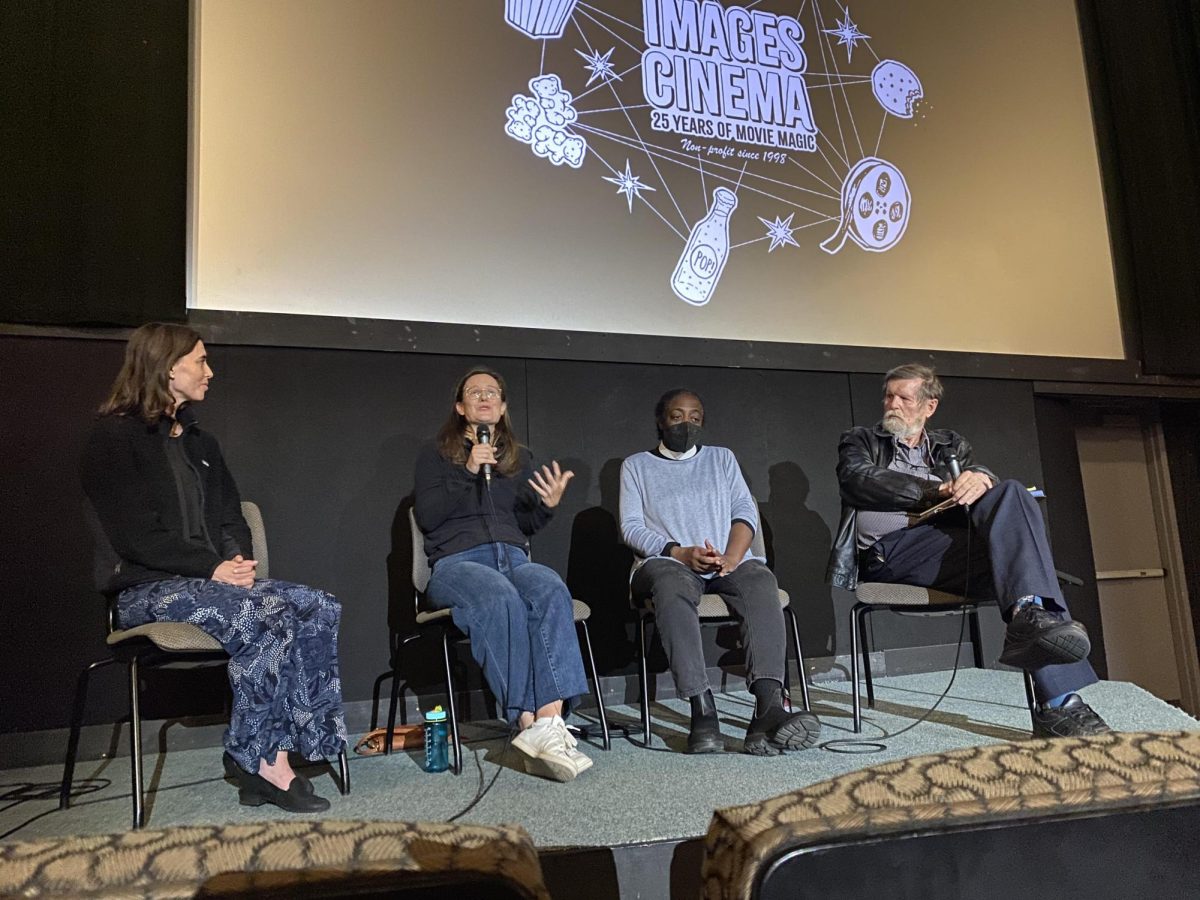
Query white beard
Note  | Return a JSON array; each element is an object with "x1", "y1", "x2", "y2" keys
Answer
[{"x1": 883, "y1": 413, "x2": 924, "y2": 440}]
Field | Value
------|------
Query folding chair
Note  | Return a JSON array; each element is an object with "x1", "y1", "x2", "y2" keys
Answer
[
  {"x1": 60, "y1": 501, "x2": 350, "y2": 827},
  {"x1": 384, "y1": 509, "x2": 610, "y2": 774}
]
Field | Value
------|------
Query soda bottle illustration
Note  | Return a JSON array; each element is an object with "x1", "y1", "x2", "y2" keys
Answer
[{"x1": 671, "y1": 186, "x2": 738, "y2": 306}]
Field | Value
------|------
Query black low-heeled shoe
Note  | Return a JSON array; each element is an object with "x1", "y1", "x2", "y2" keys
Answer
[
  {"x1": 222, "y1": 752, "x2": 329, "y2": 813},
  {"x1": 238, "y1": 773, "x2": 330, "y2": 813},
  {"x1": 222, "y1": 751, "x2": 250, "y2": 785}
]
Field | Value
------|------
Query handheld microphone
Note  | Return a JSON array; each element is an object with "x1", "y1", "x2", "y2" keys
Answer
[
  {"x1": 476, "y1": 424, "x2": 492, "y2": 486},
  {"x1": 946, "y1": 452, "x2": 967, "y2": 510}
]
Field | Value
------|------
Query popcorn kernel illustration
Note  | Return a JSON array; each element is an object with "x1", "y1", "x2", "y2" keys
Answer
[{"x1": 505, "y1": 74, "x2": 587, "y2": 169}]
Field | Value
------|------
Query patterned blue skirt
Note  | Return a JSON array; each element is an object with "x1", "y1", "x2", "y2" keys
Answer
[{"x1": 117, "y1": 578, "x2": 348, "y2": 773}]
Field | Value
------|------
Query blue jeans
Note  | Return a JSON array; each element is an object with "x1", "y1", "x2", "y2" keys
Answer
[
  {"x1": 118, "y1": 578, "x2": 348, "y2": 773},
  {"x1": 427, "y1": 543, "x2": 589, "y2": 724}
]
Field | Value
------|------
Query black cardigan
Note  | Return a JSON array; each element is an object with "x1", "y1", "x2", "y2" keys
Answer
[
  {"x1": 80, "y1": 406, "x2": 250, "y2": 595},
  {"x1": 413, "y1": 440, "x2": 553, "y2": 565}
]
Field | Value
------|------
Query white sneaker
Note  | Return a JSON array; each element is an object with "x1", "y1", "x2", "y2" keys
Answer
[
  {"x1": 511, "y1": 716, "x2": 578, "y2": 782},
  {"x1": 556, "y1": 718, "x2": 593, "y2": 775}
]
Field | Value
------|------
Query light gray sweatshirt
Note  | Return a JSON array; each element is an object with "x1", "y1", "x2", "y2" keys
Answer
[{"x1": 619, "y1": 446, "x2": 762, "y2": 573}]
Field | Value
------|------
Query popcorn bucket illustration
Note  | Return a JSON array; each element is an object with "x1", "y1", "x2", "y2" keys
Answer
[{"x1": 505, "y1": 0, "x2": 580, "y2": 39}]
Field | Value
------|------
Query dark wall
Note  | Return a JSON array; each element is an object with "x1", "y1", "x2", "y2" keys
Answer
[
  {"x1": 1163, "y1": 403, "x2": 1200, "y2": 671},
  {"x1": 1, "y1": 334, "x2": 1102, "y2": 734},
  {"x1": 0, "y1": 1, "x2": 187, "y2": 325},
  {"x1": 1078, "y1": 0, "x2": 1200, "y2": 375}
]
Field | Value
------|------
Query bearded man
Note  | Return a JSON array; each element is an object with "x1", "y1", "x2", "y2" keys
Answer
[{"x1": 827, "y1": 364, "x2": 1109, "y2": 737}]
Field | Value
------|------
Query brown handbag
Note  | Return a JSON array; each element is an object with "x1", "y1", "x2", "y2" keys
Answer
[{"x1": 353, "y1": 724, "x2": 424, "y2": 755}]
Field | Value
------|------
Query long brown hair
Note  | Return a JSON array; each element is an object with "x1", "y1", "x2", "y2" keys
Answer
[
  {"x1": 98, "y1": 322, "x2": 203, "y2": 423},
  {"x1": 435, "y1": 367, "x2": 522, "y2": 477}
]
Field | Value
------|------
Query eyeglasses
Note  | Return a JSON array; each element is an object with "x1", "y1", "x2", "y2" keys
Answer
[{"x1": 464, "y1": 388, "x2": 501, "y2": 402}]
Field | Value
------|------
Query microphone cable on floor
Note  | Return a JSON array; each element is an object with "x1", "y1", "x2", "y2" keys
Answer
[{"x1": 820, "y1": 491, "x2": 975, "y2": 755}]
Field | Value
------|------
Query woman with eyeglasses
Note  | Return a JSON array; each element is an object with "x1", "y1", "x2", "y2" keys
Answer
[
  {"x1": 413, "y1": 367, "x2": 592, "y2": 781},
  {"x1": 81, "y1": 323, "x2": 348, "y2": 813}
]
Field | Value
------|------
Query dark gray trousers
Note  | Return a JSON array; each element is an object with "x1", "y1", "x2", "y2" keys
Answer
[{"x1": 632, "y1": 558, "x2": 786, "y2": 699}]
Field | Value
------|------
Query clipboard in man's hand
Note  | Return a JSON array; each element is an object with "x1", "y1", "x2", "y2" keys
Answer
[{"x1": 908, "y1": 496, "x2": 958, "y2": 526}]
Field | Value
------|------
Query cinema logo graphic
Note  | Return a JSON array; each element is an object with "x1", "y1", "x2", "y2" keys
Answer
[
  {"x1": 502, "y1": 0, "x2": 925, "y2": 307},
  {"x1": 641, "y1": 2, "x2": 817, "y2": 153}
]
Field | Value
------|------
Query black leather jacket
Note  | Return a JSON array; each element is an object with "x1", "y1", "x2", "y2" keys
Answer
[{"x1": 826, "y1": 423, "x2": 998, "y2": 590}]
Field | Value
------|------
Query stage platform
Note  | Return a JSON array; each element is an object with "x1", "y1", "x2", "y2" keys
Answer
[{"x1": 3, "y1": 670, "x2": 1196, "y2": 898}]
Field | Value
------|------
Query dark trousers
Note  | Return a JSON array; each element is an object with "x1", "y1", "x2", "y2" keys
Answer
[
  {"x1": 860, "y1": 479, "x2": 1098, "y2": 702},
  {"x1": 631, "y1": 558, "x2": 786, "y2": 699}
]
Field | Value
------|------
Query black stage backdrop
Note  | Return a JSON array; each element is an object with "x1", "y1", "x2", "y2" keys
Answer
[{"x1": 0, "y1": 1, "x2": 187, "y2": 326}]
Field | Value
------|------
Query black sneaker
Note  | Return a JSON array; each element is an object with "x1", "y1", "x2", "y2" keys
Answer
[
  {"x1": 998, "y1": 605, "x2": 1091, "y2": 670},
  {"x1": 1031, "y1": 694, "x2": 1111, "y2": 738},
  {"x1": 744, "y1": 706, "x2": 821, "y2": 756}
]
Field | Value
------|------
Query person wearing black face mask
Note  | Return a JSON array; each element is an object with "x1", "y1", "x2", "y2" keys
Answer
[{"x1": 619, "y1": 389, "x2": 821, "y2": 756}]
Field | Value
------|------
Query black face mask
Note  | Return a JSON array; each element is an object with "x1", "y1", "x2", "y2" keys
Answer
[{"x1": 662, "y1": 421, "x2": 702, "y2": 453}]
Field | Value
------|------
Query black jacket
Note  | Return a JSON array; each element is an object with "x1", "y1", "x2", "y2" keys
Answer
[
  {"x1": 80, "y1": 406, "x2": 250, "y2": 595},
  {"x1": 413, "y1": 441, "x2": 553, "y2": 565},
  {"x1": 825, "y1": 423, "x2": 997, "y2": 590}
]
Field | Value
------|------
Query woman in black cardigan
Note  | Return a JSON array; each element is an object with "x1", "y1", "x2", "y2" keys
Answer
[{"x1": 81, "y1": 323, "x2": 347, "y2": 813}]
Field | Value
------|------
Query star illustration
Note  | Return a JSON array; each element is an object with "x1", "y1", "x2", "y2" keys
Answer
[
  {"x1": 576, "y1": 47, "x2": 622, "y2": 86},
  {"x1": 823, "y1": 8, "x2": 870, "y2": 63},
  {"x1": 603, "y1": 160, "x2": 657, "y2": 213},
  {"x1": 758, "y1": 213, "x2": 801, "y2": 252}
]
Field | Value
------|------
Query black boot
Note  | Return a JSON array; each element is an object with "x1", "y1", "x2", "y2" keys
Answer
[
  {"x1": 687, "y1": 689, "x2": 724, "y2": 754},
  {"x1": 744, "y1": 679, "x2": 820, "y2": 756}
]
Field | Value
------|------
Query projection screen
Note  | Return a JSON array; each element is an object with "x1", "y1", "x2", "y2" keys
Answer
[{"x1": 191, "y1": 0, "x2": 1124, "y2": 359}]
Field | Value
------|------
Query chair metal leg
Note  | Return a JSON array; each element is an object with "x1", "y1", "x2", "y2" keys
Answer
[
  {"x1": 441, "y1": 629, "x2": 463, "y2": 775},
  {"x1": 577, "y1": 620, "x2": 611, "y2": 750},
  {"x1": 638, "y1": 616, "x2": 651, "y2": 746},
  {"x1": 384, "y1": 654, "x2": 404, "y2": 757},
  {"x1": 859, "y1": 606, "x2": 876, "y2": 708},
  {"x1": 968, "y1": 606, "x2": 985, "y2": 669},
  {"x1": 60, "y1": 657, "x2": 118, "y2": 810},
  {"x1": 1023, "y1": 670, "x2": 1038, "y2": 730},
  {"x1": 337, "y1": 747, "x2": 351, "y2": 795},
  {"x1": 850, "y1": 603, "x2": 863, "y2": 734},
  {"x1": 128, "y1": 656, "x2": 145, "y2": 829},
  {"x1": 370, "y1": 670, "x2": 391, "y2": 731},
  {"x1": 783, "y1": 607, "x2": 811, "y2": 712}
]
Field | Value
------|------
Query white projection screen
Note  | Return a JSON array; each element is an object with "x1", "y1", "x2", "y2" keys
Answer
[{"x1": 191, "y1": 0, "x2": 1124, "y2": 359}]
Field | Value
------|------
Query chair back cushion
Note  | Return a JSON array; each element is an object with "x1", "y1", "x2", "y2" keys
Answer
[
  {"x1": 703, "y1": 730, "x2": 1200, "y2": 900},
  {"x1": 408, "y1": 508, "x2": 432, "y2": 596},
  {"x1": 0, "y1": 820, "x2": 550, "y2": 900},
  {"x1": 240, "y1": 500, "x2": 269, "y2": 581}
]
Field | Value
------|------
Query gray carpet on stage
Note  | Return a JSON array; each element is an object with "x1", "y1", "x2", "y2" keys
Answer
[{"x1": 3, "y1": 671, "x2": 1196, "y2": 848}]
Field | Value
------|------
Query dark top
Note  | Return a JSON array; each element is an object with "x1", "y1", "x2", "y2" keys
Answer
[
  {"x1": 80, "y1": 405, "x2": 250, "y2": 595},
  {"x1": 164, "y1": 436, "x2": 210, "y2": 549},
  {"x1": 413, "y1": 440, "x2": 553, "y2": 565},
  {"x1": 825, "y1": 422, "x2": 998, "y2": 591}
]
